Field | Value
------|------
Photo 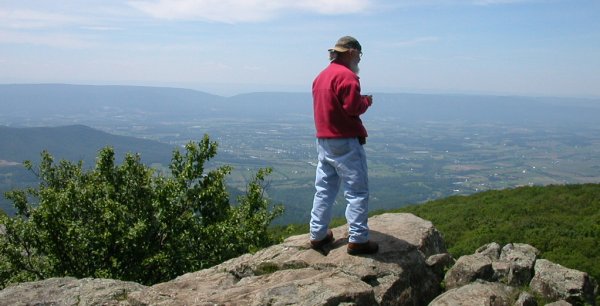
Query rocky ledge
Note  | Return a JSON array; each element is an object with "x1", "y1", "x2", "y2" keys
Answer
[
  {"x1": 0, "y1": 213, "x2": 597, "y2": 305},
  {"x1": 432, "y1": 241, "x2": 598, "y2": 305}
]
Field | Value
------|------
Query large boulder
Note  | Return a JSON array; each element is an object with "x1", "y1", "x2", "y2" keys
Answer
[
  {"x1": 0, "y1": 277, "x2": 145, "y2": 306},
  {"x1": 429, "y1": 280, "x2": 520, "y2": 306},
  {"x1": 127, "y1": 213, "x2": 449, "y2": 305},
  {"x1": 438, "y1": 243, "x2": 598, "y2": 306},
  {"x1": 498, "y1": 243, "x2": 539, "y2": 286},
  {"x1": 443, "y1": 253, "x2": 494, "y2": 290},
  {"x1": 530, "y1": 259, "x2": 597, "y2": 305},
  {"x1": 544, "y1": 301, "x2": 574, "y2": 306},
  {"x1": 444, "y1": 242, "x2": 539, "y2": 290}
]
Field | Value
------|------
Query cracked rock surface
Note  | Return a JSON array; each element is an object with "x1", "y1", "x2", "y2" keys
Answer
[{"x1": 128, "y1": 213, "x2": 449, "y2": 306}]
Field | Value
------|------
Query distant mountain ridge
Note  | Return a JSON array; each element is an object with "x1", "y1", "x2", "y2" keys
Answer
[
  {"x1": 2, "y1": 84, "x2": 600, "y2": 125},
  {"x1": 0, "y1": 83, "x2": 224, "y2": 116}
]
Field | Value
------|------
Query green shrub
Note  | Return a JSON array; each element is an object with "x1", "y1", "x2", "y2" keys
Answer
[
  {"x1": 0, "y1": 135, "x2": 282, "y2": 288},
  {"x1": 395, "y1": 184, "x2": 600, "y2": 284}
]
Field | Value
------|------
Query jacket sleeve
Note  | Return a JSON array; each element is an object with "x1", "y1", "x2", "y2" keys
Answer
[{"x1": 338, "y1": 74, "x2": 370, "y2": 116}]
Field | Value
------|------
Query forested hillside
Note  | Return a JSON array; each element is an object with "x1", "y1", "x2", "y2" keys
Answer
[
  {"x1": 389, "y1": 183, "x2": 600, "y2": 284},
  {"x1": 0, "y1": 125, "x2": 174, "y2": 165},
  {"x1": 0, "y1": 125, "x2": 176, "y2": 215}
]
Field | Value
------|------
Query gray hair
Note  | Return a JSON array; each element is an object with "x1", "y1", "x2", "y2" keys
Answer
[{"x1": 329, "y1": 51, "x2": 339, "y2": 62}]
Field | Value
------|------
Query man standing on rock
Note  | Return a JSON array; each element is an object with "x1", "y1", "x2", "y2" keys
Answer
[{"x1": 309, "y1": 36, "x2": 378, "y2": 255}]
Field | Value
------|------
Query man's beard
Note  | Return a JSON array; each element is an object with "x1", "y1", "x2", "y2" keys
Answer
[{"x1": 351, "y1": 63, "x2": 360, "y2": 74}]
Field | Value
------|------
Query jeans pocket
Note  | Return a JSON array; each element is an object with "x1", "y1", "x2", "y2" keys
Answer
[{"x1": 326, "y1": 138, "x2": 352, "y2": 156}]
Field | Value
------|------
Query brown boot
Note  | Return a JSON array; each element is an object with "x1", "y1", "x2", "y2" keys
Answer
[
  {"x1": 310, "y1": 230, "x2": 334, "y2": 250},
  {"x1": 347, "y1": 240, "x2": 379, "y2": 255}
]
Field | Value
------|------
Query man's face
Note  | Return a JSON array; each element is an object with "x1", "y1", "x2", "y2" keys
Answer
[{"x1": 349, "y1": 49, "x2": 361, "y2": 74}]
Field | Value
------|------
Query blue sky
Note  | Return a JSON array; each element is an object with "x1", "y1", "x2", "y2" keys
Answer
[{"x1": 1, "y1": 0, "x2": 599, "y2": 97}]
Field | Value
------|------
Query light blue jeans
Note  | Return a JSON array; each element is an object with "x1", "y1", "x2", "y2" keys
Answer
[{"x1": 310, "y1": 138, "x2": 370, "y2": 244}]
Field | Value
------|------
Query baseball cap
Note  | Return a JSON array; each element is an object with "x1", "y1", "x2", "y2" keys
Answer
[{"x1": 328, "y1": 36, "x2": 362, "y2": 53}]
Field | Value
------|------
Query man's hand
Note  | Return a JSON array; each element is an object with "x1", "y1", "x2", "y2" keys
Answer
[{"x1": 363, "y1": 95, "x2": 373, "y2": 106}]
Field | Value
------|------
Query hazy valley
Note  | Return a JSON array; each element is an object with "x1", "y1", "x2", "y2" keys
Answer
[{"x1": 2, "y1": 84, "x2": 600, "y2": 224}]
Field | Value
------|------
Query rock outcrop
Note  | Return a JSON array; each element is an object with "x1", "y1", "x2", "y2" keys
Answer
[
  {"x1": 530, "y1": 259, "x2": 598, "y2": 305},
  {"x1": 127, "y1": 213, "x2": 448, "y2": 305},
  {"x1": 0, "y1": 213, "x2": 450, "y2": 306},
  {"x1": 430, "y1": 280, "x2": 521, "y2": 305},
  {"x1": 0, "y1": 277, "x2": 145, "y2": 306},
  {"x1": 0, "y1": 213, "x2": 597, "y2": 306},
  {"x1": 435, "y1": 242, "x2": 598, "y2": 306}
]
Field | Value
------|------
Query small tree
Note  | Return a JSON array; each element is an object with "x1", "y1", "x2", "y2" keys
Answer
[{"x1": 0, "y1": 135, "x2": 283, "y2": 287}]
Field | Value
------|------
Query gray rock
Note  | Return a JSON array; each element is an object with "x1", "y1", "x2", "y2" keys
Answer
[
  {"x1": 441, "y1": 244, "x2": 598, "y2": 306},
  {"x1": 0, "y1": 277, "x2": 146, "y2": 306},
  {"x1": 127, "y1": 213, "x2": 448, "y2": 306},
  {"x1": 492, "y1": 260, "x2": 512, "y2": 283},
  {"x1": 443, "y1": 253, "x2": 494, "y2": 290},
  {"x1": 498, "y1": 243, "x2": 539, "y2": 286},
  {"x1": 514, "y1": 291, "x2": 537, "y2": 306},
  {"x1": 529, "y1": 259, "x2": 597, "y2": 306},
  {"x1": 447, "y1": 242, "x2": 536, "y2": 290},
  {"x1": 543, "y1": 301, "x2": 572, "y2": 306},
  {"x1": 429, "y1": 280, "x2": 520, "y2": 306},
  {"x1": 477, "y1": 242, "x2": 502, "y2": 260},
  {"x1": 116, "y1": 214, "x2": 447, "y2": 306},
  {"x1": 426, "y1": 253, "x2": 455, "y2": 276}
]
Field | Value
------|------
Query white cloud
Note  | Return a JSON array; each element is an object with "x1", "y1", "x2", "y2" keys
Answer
[
  {"x1": 0, "y1": 8, "x2": 82, "y2": 29},
  {"x1": 80, "y1": 26, "x2": 123, "y2": 31},
  {"x1": 380, "y1": 0, "x2": 540, "y2": 7},
  {"x1": 0, "y1": 30, "x2": 93, "y2": 48},
  {"x1": 292, "y1": 0, "x2": 371, "y2": 15},
  {"x1": 0, "y1": 6, "x2": 124, "y2": 48},
  {"x1": 128, "y1": 0, "x2": 371, "y2": 23}
]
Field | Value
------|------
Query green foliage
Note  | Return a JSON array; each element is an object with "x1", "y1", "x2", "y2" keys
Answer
[
  {"x1": 0, "y1": 135, "x2": 282, "y2": 288},
  {"x1": 392, "y1": 184, "x2": 600, "y2": 284}
]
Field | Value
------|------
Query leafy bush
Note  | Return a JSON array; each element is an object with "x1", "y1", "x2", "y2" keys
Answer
[{"x1": 0, "y1": 135, "x2": 282, "y2": 288}]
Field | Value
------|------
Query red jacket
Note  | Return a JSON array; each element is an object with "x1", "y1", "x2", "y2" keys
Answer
[{"x1": 312, "y1": 62, "x2": 371, "y2": 138}]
